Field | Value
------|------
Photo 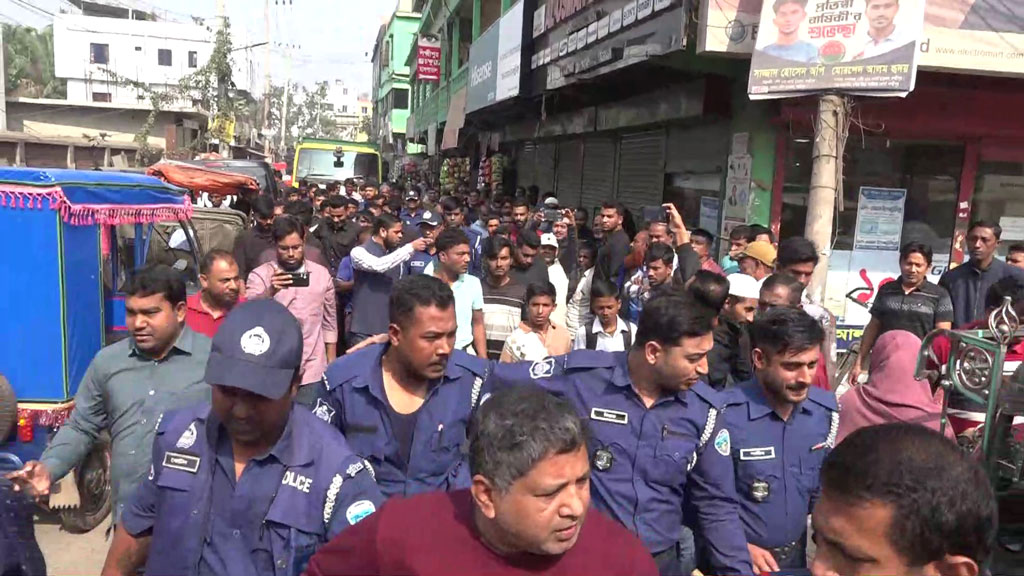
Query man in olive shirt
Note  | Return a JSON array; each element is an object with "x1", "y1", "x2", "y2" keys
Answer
[{"x1": 5, "y1": 265, "x2": 211, "y2": 522}]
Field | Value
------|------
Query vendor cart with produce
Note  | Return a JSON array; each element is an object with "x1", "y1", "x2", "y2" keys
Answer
[{"x1": 0, "y1": 167, "x2": 199, "y2": 533}]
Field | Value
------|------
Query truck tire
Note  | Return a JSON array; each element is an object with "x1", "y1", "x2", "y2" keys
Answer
[
  {"x1": 0, "y1": 374, "x2": 16, "y2": 442},
  {"x1": 58, "y1": 433, "x2": 112, "y2": 534}
]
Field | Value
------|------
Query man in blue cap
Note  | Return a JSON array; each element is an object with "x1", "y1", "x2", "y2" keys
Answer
[
  {"x1": 406, "y1": 209, "x2": 442, "y2": 275},
  {"x1": 102, "y1": 299, "x2": 384, "y2": 576}
]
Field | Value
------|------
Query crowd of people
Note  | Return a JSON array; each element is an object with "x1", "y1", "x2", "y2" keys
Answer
[{"x1": 2, "y1": 177, "x2": 1007, "y2": 576}]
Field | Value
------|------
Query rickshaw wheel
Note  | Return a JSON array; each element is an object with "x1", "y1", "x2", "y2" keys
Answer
[
  {"x1": 0, "y1": 374, "x2": 15, "y2": 442},
  {"x1": 58, "y1": 434, "x2": 112, "y2": 534}
]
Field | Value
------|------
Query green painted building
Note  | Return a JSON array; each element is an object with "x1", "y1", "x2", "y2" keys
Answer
[{"x1": 371, "y1": 1, "x2": 422, "y2": 171}]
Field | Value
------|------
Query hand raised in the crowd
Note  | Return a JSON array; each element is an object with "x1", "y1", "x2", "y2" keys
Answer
[
  {"x1": 562, "y1": 208, "x2": 576, "y2": 227},
  {"x1": 270, "y1": 270, "x2": 294, "y2": 293},
  {"x1": 411, "y1": 237, "x2": 433, "y2": 252},
  {"x1": 747, "y1": 543, "x2": 780, "y2": 574},
  {"x1": 664, "y1": 203, "x2": 690, "y2": 246},
  {"x1": 4, "y1": 460, "x2": 52, "y2": 505}
]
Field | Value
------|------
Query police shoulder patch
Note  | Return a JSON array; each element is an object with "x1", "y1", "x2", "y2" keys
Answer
[
  {"x1": 312, "y1": 399, "x2": 336, "y2": 423},
  {"x1": 345, "y1": 500, "x2": 376, "y2": 525},
  {"x1": 529, "y1": 357, "x2": 556, "y2": 379},
  {"x1": 714, "y1": 428, "x2": 731, "y2": 456}
]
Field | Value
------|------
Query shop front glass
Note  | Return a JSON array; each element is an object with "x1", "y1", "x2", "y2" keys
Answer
[
  {"x1": 971, "y1": 161, "x2": 1024, "y2": 259},
  {"x1": 782, "y1": 135, "x2": 962, "y2": 348}
]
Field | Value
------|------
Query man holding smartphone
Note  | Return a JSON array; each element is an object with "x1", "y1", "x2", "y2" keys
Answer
[{"x1": 246, "y1": 216, "x2": 338, "y2": 409}]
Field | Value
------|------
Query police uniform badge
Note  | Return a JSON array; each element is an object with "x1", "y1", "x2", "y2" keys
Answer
[
  {"x1": 176, "y1": 422, "x2": 197, "y2": 450},
  {"x1": 313, "y1": 399, "x2": 336, "y2": 423},
  {"x1": 751, "y1": 479, "x2": 770, "y2": 502},
  {"x1": 529, "y1": 357, "x2": 555, "y2": 379},
  {"x1": 714, "y1": 428, "x2": 731, "y2": 456},
  {"x1": 593, "y1": 448, "x2": 613, "y2": 471}
]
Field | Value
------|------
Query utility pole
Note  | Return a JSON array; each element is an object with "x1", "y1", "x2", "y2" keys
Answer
[
  {"x1": 804, "y1": 94, "x2": 848, "y2": 304},
  {"x1": 262, "y1": 0, "x2": 272, "y2": 158},
  {"x1": 216, "y1": 0, "x2": 230, "y2": 158},
  {"x1": 280, "y1": 52, "x2": 291, "y2": 154}
]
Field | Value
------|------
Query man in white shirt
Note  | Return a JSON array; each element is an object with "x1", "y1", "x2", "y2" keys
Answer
[
  {"x1": 855, "y1": 0, "x2": 906, "y2": 59},
  {"x1": 540, "y1": 233, "x2": 569, "y2": 328},
  {"x1": 573, "y1": 278, "x2": 636, "y2": 352}
]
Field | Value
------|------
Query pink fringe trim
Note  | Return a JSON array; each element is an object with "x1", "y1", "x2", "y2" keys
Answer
[{"x1": 0, "y1": 185, "x2": 193, "y2": 228}]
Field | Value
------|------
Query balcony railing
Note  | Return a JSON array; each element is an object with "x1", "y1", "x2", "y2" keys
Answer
[{"x1": 413, "y1": 64, "x2": 467, "y2": 134}]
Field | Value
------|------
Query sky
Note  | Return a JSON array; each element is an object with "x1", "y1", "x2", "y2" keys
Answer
[
  {"x1": 0, "y1": 0, "x2": 397, "y2": 95},
  {"x1": 156, "y1": 0, "x2": 399, "y2": 94}
]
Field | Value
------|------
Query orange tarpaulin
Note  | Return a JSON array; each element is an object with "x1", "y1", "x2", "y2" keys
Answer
[{"x1": 147, "y1": 161, "x2": 260, "y2": 197}]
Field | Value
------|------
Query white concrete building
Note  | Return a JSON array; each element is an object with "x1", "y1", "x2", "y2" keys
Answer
[
  {"x1": 53, "y1": 13, "x2": 263, "y2": 106},
  {"x1": 326, "y1": 80, "x2": 372, "y2": 141}
]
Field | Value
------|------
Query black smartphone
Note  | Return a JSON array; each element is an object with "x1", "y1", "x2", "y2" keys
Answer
[
  {"x1": 289, "y1": 272, "x2": 310, "y2": 288},
  {"x1": 543, "y1": 208, "x2": 562, "y2": 222},
  {"x1": 642, "y1": 205, "x2": 667, "y2": 224}
]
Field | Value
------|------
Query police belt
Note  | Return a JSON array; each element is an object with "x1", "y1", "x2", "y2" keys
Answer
[{"x1": 769, "y1": 539, "x2": 804, "y2": 564}]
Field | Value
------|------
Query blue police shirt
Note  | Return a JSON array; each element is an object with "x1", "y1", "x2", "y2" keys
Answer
[
  {"x1": 721, "y1": 379, "x2": 838, "y2": 550},
  {"x1": 488, "y1": 351, "x2": 753, "y2": 575},
  {"x1": 122, "y1": 403, "x2": 384, "y2": 576},
  {"x1": 463, "y1": 225, "x2": 484, "y2": 277},
  {"x1": 406, "y1": 250, "x2": 435, "y2": 275},
  {"x1": 319, "y1": 343, "x2": 493, "y2": 499}
]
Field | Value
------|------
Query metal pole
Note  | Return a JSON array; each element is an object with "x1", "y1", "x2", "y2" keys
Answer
[
  {"x1": 804, "y1": 94, "x2": 847, "y2": 304},
  {"x1": 0, "y1": 26, "x2": 8, "y2": 132},
  {"x1": 262, "y1": 0, "x2": 272, "y2": 158},
  {"x1": 216, "y1": 0, "x2": 230, "y2": 157}
]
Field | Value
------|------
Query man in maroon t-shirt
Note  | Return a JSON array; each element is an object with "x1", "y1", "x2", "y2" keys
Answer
[{"x1": 305, "y1": 386, "x2": 657, "y2": 576}]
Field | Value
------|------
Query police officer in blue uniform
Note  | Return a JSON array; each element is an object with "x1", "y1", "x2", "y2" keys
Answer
[
  {"x1": 105, "y1": 299, "x2": 384, "y2": 576},
  {"x1": 720, "y1": 306, "x2": 837, "y2": 575},
  {"x1": 488, "y1": 293, "x2": 753, "y2": 576},
  {"x1": 316, "y1": 274, "x2": 492, "y2": 499},
  {"x1": 406, "y1": 210, "x2": 442, "y2": 275}
]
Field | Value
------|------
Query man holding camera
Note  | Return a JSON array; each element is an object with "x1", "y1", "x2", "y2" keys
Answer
[{"x1": 246, "y1": 215, "x2": 338, "y2": 409}]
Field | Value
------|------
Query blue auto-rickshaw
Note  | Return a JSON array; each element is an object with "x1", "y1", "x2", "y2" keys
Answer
[{"x1": 0, "y1": 167, "x2": 200, "y2": 532}]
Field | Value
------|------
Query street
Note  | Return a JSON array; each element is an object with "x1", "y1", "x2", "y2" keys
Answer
[{"x1": 34, "y1": 512, "x2": 110, "y2": 575}]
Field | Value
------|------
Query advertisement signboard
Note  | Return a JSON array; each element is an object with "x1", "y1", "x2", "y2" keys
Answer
[
  {"x1": 701, "y1": 0, "x2": 1024, "y2": 78},
  {"x1": 747, "y1": 0, "x2": 925, "y2": 99},
  {"x1": 467, "y1": 0, "x2": 525, "y2": 113},
  {"x1": 416, "y1": 35, "x2": 442, "y2": 82}
]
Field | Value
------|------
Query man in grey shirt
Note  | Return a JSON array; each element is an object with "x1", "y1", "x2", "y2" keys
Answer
[{"x1": 5, "y1": 265, "x2": 211, "y2": 522}]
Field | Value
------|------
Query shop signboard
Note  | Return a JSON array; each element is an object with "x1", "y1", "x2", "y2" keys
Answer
[
  {"x1": 701, "y1": 0, "x2": 1024, "y2": 77},
  {"x1": 416, "y1": 35, "x2": 442, "y2": 82},
  {"x1": 530, "y1": 0, "x2": 686, "y2": 90},
  {"x1": 747, "y1": 0, "x2": 926, "y2": 99},
  {"x1": 467, "y1": 0, "x2": 525, "y2": 113},
  {"x1": 853, "y1": 187, "x2": 907, "y2": 251}
]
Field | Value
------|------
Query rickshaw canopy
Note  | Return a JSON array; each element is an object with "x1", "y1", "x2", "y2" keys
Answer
[
  {"x1": 0, "y1": 166, "x2": 192, "y2": 225},
  {"x1": 147, "y1": 160, "x2": 261, "y2": 197}
]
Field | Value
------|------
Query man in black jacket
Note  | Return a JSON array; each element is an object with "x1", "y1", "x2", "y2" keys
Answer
[
  {"x1": 707, "y1": 273, "x2": 760, "y2": 390},
  {"x1": 595, "y1": 202, "x2": 631, "y2": 284}
]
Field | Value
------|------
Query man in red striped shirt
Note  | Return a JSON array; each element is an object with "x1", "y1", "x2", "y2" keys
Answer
[{"x1": 305, "y1": 386, "x2": 658, "y2": 576}]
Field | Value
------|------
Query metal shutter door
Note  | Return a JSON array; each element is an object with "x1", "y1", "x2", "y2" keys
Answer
[
  {"x1": 581, "y1": 136, "x2": 616, "y2": 216},
  {"x1": 517, "y1": 142, "x2": 537, "y2": 189},
  {"x1": 616, "y1": 130, "x2": 666, "y2": 215},
  {"x1": 555, "y1": 139, "x2": 583, "y2": 208},
  {"x1": 535, "y1": 142, "x2": 557, "y2": 195}
]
